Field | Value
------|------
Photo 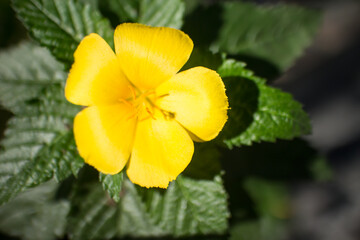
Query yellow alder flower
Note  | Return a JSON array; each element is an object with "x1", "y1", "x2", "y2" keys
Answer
[{"x1": 65, "y1": 23, "x2": 228, "y2": 188}]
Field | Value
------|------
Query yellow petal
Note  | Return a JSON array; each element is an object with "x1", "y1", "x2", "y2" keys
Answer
[
  {"x1": 127, "y1": 117, "x2": 194, "y2": 188},
  {"x1": 114, "y1": 23, "x2": 193, "y2": 90},
  {"x1": 65, "y1": 33, "x2": 130, "y2": 106},
  {"x1": 74, "y1": 104, "x2": 137, "y2": 174},
  {"x1": 156, "y1": 67, "x2": 228, "y2": 142}
]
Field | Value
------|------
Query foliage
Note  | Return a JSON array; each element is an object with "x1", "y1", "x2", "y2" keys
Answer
[
  {"x1": 66, "y1": 170, "x2": 228, "y2": 240},
  {"x1": 212, "y1": 1, "x2": 321, "y2": 71},
  {"x1": 99, "y1": 172, "x2": 124, "y2": 203},
  {"x1": 0, "y1": 0, "x2": 325, "y2": 239},
  {"x1": 0, "y1": 43, "x2": 83, "y2": 205},
  {"x1": 107, "y1": 0, "x2": 185, "y2": 29},
  {"x1": 118, "y1": 175, "x2": 228, "y2": 237},
  {"x1": 12, "y1": 0, "x2": 113, "y2": 69},
  {"x1": 218, "y1": 59, "x2": 311, "y2": 148},
  {"x1": 0, "y1": 181, "x2": 69, "y2": 240}
]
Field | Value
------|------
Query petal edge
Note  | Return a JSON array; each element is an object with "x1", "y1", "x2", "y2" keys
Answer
[
  {"x1": 114, "y1": 23, "x2": 193, "y2": 90},
  {"x1": 65, "y1": 33, "x2": 130, "y2": 106},
  {"x1": 74, "y1": 104, "x2": 137, "y2": 174},
  {"x1": 127, "y1": 117, "x2": 194, "y2": 188},
  {"x1": 157, "y1": 67, "x2": 228, "y2": 142}
]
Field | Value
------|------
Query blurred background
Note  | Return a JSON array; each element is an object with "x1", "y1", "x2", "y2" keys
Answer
[
  {"x1": 0, "y1": 0, "x2": 359, "y2": 239},
  {"x1": 274, "y1": 1, "x2": 360, "y2": 239}
]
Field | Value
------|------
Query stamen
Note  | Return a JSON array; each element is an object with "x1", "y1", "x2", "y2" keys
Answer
[
  {"x1": 118, "y1": 98, "x2": 133, "y2": 107},
  {"x1": 128, "y1": 84, "x2": 137, "y2": 101},
  {"x1": 139, "y1": 115, "x2": 151, "y2": 121},
  {"x1": 146, "y1": 107, "x2": 156, "y2": 120},
  {"x1": 118, "y1": 86, "x2": 174, "y2": 121},
  {"x1": 156, "y1": 93, "x2": 169, "y2": 99},
  {"x1": 126, "y1": 111, "x2": 137, "y2": 120}
]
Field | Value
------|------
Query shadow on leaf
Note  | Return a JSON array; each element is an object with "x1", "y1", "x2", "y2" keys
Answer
[
  {"x1": 183, "y1": 141, "x2": 222, "y2": 180},
  {"x1": 228, "y1": 54, "x2": 280, "y2": 81},
  {"x1": 222, "y1": 139, "x2": 318, "y2": 181},
  {"x1": 183, "y1": 3, "x2": 223, "y2": 47},
  {"x1": 219, "y1": 77, "x2": 260, "y2": 142}
]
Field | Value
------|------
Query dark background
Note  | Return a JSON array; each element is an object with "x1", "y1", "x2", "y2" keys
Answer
[
  {"x1": 274, "y1": 1, "x2": 360, "y2": 239},
  {"x1": 0, "y1": 0, "x2": 360, "y2": 239}
]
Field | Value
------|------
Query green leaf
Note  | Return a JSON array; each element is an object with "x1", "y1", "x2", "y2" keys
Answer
[
  {"x1": 218, "y1": 59, "x2": 311, "y2": 148},
  {"x1": 212, "y1": 1, "x2": 321, "y2": 70},
  {"x1": 0, "y1": 43, "x2": 83, "y2": 205},
  {"x1": 0, "y1": 119, "x2": 83, "y2": 205},
  {"x1": 218, "y1": 59, "x2": 265, "y2": 85},
  {"x1": 310, "y1": 156, "x2": 333, "y2": 181},
  {"x1": 237, "y1": 84, "x2": 311, "y2": 146},
  {"x1": 76, "y1": 0, "x2": 98, "y2": 9},
  {"x1": 67, "y1": 172, "x2": 228, "y2": 238},
  {"x1": 230, "y1": 216, "x2": 288, "y2": 240},
  {"x1": 118, "y1": 179, "x2": 165, "y2": 237},
  {"x1": 182, "y1": 47, "x2": 223, "y2": 72},
  {"x1": 107, "y1": 0, "x2": 185, "y2": 29},
  {"x1": 0, "y1": 181, "x2": 69, "y2": 240},
  {"x1": 0, "y1": 42, "x2": 65, "y2": 113},
  {"x1": 68, "y1": 182, "x2": 118, "y2": 240},
  {"x1": 119, "y1": 175, "x2": 229, "y2": 237},
  {"x1": 107, "y1": 0, "x2": 138, "y2": 23},
  {"x1": 244, "y1": 178, "x2": 290, "y2": 218},
  {"x1": 183, "y1": 142, "x2": 222, "y2": 180},
  {"x1": 12, "y1": 0, "x2": 113, "y2": 68},
  {"x1": 183, "y1": 0, "x2": 201, "y2": 15},
  {"x1": 99, "y1": 171, "x2": 124, "y2": 203}
]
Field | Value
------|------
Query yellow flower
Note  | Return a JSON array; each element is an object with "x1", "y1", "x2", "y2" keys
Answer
[{"x1": 65, "y1": 23, "x2": 228, "y2": 188}]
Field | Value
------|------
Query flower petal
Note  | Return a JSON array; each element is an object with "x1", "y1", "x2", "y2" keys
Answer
[
  {"x1": 74, "y1": 104, "x2": 137, "y2": 174},
  {"x1": 156, "y1": 67, "x2": 228, "y2": 142},
  {"x1": 127, "y1": 117, "x2": 194, "y2": 188},
  {"x1": 114, "y1": 23, "x2": 193, "y2": 90},
  {"x1": 65, "y1": 33, "x2": 130, "y2": 106}
]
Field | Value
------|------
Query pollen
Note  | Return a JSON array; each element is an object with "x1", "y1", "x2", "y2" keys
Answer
[{"x1": 119, "y1": 84, "x2": 175, "y2": 121}]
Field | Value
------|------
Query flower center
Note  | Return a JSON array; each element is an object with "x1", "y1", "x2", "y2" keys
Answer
[{"x1": 119, "y1": 83, "x2": 175, "y2": 121}]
